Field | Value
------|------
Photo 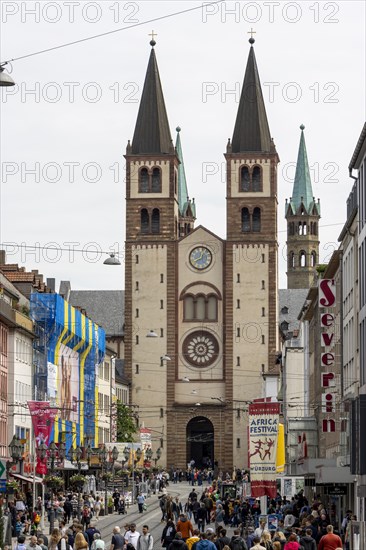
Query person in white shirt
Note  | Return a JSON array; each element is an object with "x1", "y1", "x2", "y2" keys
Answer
[
  {"x1": 136, "y1": 526, "x2": 153, "y2": 550},
  {"x1": 124, "y1": 524, "x2": 140, "y2": 550}
]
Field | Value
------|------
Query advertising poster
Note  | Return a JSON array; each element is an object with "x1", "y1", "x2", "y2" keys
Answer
[
  {"x1": 27, "y1": 401, "x2": 58, "y2": 474},
  {"x1": 57, "y1": 343, "x2": 79, "y2": 423},
  {"x1": 249, "y1": 401, "x2": 280, "y2": 498}
]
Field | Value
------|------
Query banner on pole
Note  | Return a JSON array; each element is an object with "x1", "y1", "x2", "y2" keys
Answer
[
  {"x1": 27, "y1": 401, "x2": 58, "y2": 474},
  {"x1": 249, "y1": 402, "x2": 280, "y2": 498}
]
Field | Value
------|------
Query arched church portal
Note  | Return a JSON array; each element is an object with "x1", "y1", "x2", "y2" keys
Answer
[{"x1": 186, "y1": 416, "x2": 214, "y2": 469}]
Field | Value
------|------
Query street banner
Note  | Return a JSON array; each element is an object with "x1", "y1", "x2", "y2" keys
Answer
[
  {"x1": 27, "y1": 401, "x2": 58, "y2": 474},
  {"x1": 140, "y1": 428, "x2": 152, "y2": 467},
  {"x1": 249, "y1": 402, "x2": 280, "y2": 498}
]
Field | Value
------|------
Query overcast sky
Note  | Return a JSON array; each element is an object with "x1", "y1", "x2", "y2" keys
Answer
[{"x1": 1, "y1": 0, "x2": 365, "y2": 292}]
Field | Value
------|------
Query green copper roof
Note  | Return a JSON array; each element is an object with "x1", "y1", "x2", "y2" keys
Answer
[
  {"x1": 175, "y1": 127, "x2": 196, "y2": 218},
  {"x1": 231, "y1": 41, "x2": 272, "y2": 153},
  {"x1": 289, "y1": 125, "x2": 319, "y2": 215}
]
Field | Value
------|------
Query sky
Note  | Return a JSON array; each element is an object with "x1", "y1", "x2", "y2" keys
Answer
[{"x1": 1, "y1": 0, "x2": 365, "y2": 291}]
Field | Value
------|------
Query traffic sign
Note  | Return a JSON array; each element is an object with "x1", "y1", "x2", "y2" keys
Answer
[{"x1": 0, "y1": 460, "x2": 6, "y2": 480}]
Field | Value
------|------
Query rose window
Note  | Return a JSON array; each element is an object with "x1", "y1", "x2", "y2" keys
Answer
[{"x1": 182, "y1": 331, "x2": 219, "y2": 368}]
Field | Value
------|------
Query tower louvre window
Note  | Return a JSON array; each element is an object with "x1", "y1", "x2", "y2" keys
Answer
[
  {"x1": 151, "y1": 208, "x2": 160, "y2": 233},
  {"x1": 152, "y1": 167, "x2": 161, "y2": 192},
  {"x1": 289, "y1": 252, "x2": 295, "y2": 268},
  {"x1": 241, "y1": 208, "x2": 250, "y2": 232},
  {"x1": 252, "y1": 166, "x2": 262, "y2": 191},
  {"x1": 252, "y1": 207, "x2": 261, "y2": 232},
  {"x1": 139, "y1": 166, "x2": 162, "y2": 193},
  {"x1": 141, "y1": 209, "x2": 149, "y2": 233},
  {"x1": 140, "y1": 168, "x2": 149, "y2": 193},
  {"x1": 239, "y1": 165, "x2": 262, "y2": 192},
  {"x1": 240, "y1": 166, "x2": 250, "y2": 191},
  {"x1": 300, "y1": 250, "x2": 306, "y2": 267}
]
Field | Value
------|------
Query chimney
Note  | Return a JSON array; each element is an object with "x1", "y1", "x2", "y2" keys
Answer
[{"x1": 47, "y1": 278, "x2": 55, "y2": 292}]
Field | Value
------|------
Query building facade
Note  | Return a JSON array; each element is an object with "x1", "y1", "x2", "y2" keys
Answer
[{"x1": 124, "y1": 38, "x2": 279, "y2": 470}]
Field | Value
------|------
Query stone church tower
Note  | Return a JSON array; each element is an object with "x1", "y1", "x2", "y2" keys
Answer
[
  {"x1": 124, "y1": 38, "x2": 279, "y2": 471},
  {"x1": 285, "y1": 125, "x2": 321, "y2": 289}
]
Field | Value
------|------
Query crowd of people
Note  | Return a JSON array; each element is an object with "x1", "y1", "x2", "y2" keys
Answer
[
  {"x1": 152, "y1": 483, "x2": 347, "y2": 550},
  {"x1": 3, "y1": 472, "x2": 353, "y2": 550}
]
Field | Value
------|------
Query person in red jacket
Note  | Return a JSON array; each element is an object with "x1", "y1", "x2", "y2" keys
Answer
[
  {"x1": 284, "y1": 533, "x2": 301, "y2": 550},
  {"x1": 318, "y1": 525, "x2": 343, "y2": 550}
]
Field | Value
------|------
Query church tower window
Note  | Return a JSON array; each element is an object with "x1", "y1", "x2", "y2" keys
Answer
[
  {"x1": 151, "y1": 208, "x2": 160, "y2": 233},
  {"x1": 139, "y1": 168, "x2": 149, "y2": 193},
  {"x1": 141, "y1": 209, "x2": 149, "y2": 233},
  {"x1": 207, "y1": 295, "x2": 217, "y2": 320},
  {"x1": 311, "y1": 251, "x2": 317, "y2": 266},
  {"x1": 252, "y1": 207, "x2": 261, "y2": 232},
  {"x1": 184, "y1": 296, "x2": 194, "y2": 320},
  {"x1": 241, "y1": 207, "x2": 250, "y2": 232},
  {"x1": 240, "y1": 166, "x2": 250, "y2": 191},
  {"x1": 196, "y1": 295, "x2": 206, "y2": 320},
  {"x1": 252, "y1": 166, "x2": 262, "y2": 191},
  {"x1": 152, "y1": 167, "x2": 161, "y2": 192},
  {"x1": 288, "y1": 251, "x2": 295, "y2": 269},
  {"x1": 300, "y1": 250, "x2": 306, "y2": 267}
]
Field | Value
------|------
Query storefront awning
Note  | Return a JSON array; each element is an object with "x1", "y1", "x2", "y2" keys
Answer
[
  {"x1": 315, "y1": 466, "x2": 355, "y2": 484},
  {"x1": 11, "y1": 473, "x2": 43, "y2": 484}
]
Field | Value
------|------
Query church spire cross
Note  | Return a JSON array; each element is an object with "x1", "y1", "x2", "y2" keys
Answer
[
  {"x1": 247, "y1": 28, "x2": 256, "y2": 44},
  {"x1": 149, "y1": 30, "x2": 157, "y2": 47}
]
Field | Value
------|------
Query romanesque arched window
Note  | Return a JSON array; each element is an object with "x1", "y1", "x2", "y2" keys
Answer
[
  {"x1": 241, "y1": 208, "x2": 250, "y2": 232},
  {"x1": 184, "y1": 295, "x2": 194, "y2": 320},
  {"x1": 240, "y1": 166, "x2": 250, "y2": 192},
  {"x1": 303, "y1": 222, "x2": 307, "y2": 235},
  {"x1": 141, "y1": 209, "x2": 149, "y2": 233},
  {"x1": 152, "y1": 168, "x2": 161, "y2": 192},
  {"x1": 151, "y1": 208, "x2": 160, "y2": 233},
  {"x1": 288, "y1": 252, "x2": 295, "y2": 269},
  {"x1": 252, "y1": 166, "x2": 262, "y2": 192},
  {"x1": 252, "y1": 207, "x2": 261, "y2": 232},
  {"x1": 311, "y1": 251, "x2": 317, "y2": 267},
  {"x1": 300, "y1": 250, "x2": 306, "y2": 267},
  {"x1": 140, "y1": 168, "x2": 149, "y2": 193}
]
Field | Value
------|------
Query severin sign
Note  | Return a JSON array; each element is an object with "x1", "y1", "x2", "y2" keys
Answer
[{"x1": 319, "y1": 279, "x2": 336, "y2": 433}]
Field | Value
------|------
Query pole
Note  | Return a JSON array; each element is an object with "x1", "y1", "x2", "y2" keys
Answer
[
  {"x1": 104, "y1": 462, "x2": 108, "y2": 517},
  {"x1": 132, "y1": 449, "x2": 135, "y2": 505},
  {"x1": 41, "y1": 478, "x2": 45, "y2": 532}
]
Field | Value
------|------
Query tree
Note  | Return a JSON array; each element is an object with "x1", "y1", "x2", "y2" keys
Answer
[{"x1": 116, "y1": 401, "x2": 138, "y2": 442}]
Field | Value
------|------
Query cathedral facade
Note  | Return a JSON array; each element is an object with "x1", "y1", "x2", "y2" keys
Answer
[{"x1": 124, "y1": 38, "x2": 280, "y2": 471}]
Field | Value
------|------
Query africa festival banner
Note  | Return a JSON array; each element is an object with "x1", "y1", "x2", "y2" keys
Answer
[
  {"x1": 249, "y1": 402, "x2": 280, "y2": 498},
  {"x1": 27, "y1": 401, "x2": 58, "y2": 474}
]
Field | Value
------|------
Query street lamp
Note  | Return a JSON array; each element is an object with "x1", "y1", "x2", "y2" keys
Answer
[
  {"x1": 5, "y1": 437, "x2": 24, "y2": 546},
  {"x1": 37, "y1": 441, "x2": 65, "y2": 533},
  {"x1": 0, "y1": 63, "x2": 15, "y2": 87},
  {"x1": 70, "y1": 445, "x2": 84, "y2": 521},
  {"x1": 154, "y1": 448, "x2": 162, "y2": 468},
  {"x1": 98, "y1": 445, "x2": 119, "y2": 516}
]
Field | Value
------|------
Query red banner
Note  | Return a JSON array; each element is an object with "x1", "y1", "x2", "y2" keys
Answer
[
  {"x1": 249, "y1": 402, "x2": 280, "y2": 498},
  {"x1": 27, "y1": 401, "x2": 58, "y2": 474}
]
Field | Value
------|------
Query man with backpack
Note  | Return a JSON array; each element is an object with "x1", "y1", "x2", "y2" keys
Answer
[
  {"x1": 229, "y1": 529, "x2": 248, "y2": 550},
  {"x1": 136, "y1": 525, "x2": 153, "y2": 550}
]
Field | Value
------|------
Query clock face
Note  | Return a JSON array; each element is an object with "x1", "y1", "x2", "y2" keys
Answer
[
  {"x1": 189, "y1": 246, "x2": 212, "y2": 270},
  {"x1": 183, "y1": 331, "x2": 219, "y2": 368}
]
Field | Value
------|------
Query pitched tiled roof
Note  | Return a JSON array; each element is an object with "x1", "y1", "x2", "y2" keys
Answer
[
  {"x1": 279, "y1": 288, "x2": 308, "y2": 336},
  {"x1": 69, "y1": 290, "x2": 124, "y2": 337}
]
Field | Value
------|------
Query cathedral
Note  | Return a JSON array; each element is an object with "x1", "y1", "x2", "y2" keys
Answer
[{"x1": 123, "y1": 36, "x2": 319, "y2": 471}]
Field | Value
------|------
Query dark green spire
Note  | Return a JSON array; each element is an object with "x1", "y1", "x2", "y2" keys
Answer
[
  {"x1": 175, "y1": 127, "x2": 196, "y2": 218},
  {"x1": 289, "y1": 125, "x2": 319, "y2": 214},
  {"x1": 231, "y1": 40, "x2": 271, "y2": 153},
  {"x1": 131, "y1": 46, "x2": 172, "y2": 154}
]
